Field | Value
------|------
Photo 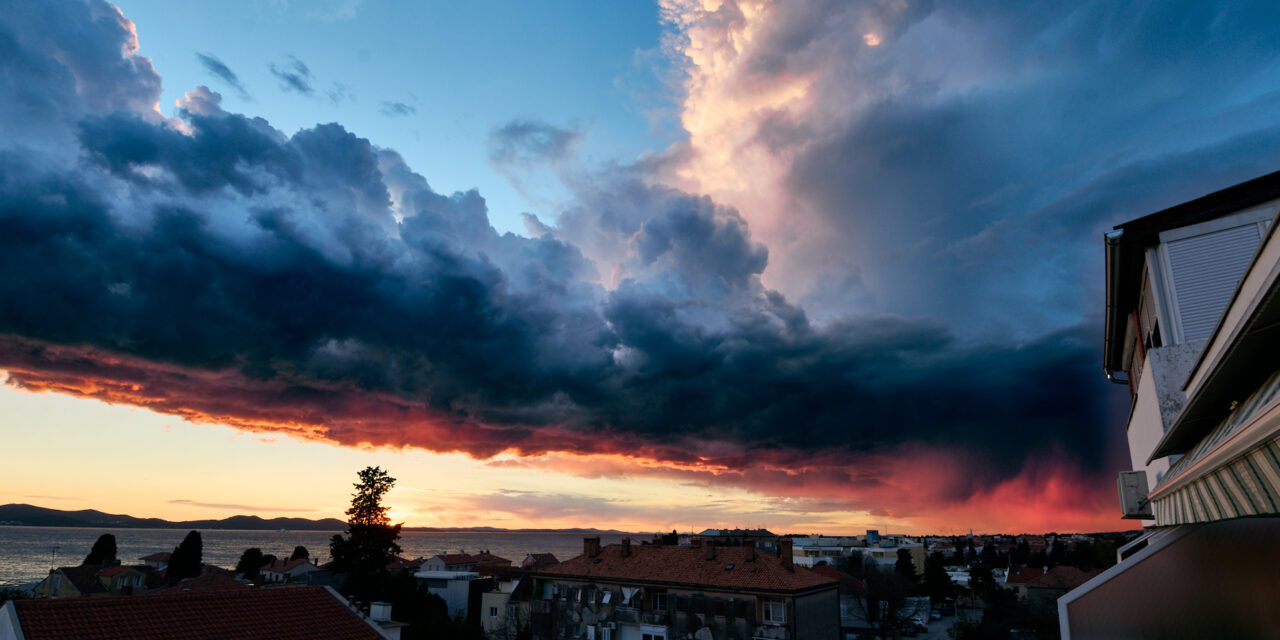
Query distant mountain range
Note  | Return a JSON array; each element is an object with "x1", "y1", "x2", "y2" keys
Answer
[
  {"x1": 0, "y1": 504, "x2": 630, "y2": 534},
  {"x1": 0, "y1": 504, "x2": 348, "y2": 530}
]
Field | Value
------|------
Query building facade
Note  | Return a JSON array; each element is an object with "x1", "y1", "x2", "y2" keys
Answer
[
  {"x1": 1062, "y1": 170, "x2": 1280, "y2": 637},
  {"x1": 518, "y1": 538, "x2": 838, "y2": 640}
]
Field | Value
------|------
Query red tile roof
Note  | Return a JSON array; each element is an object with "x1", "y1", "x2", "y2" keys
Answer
[
  {"x1": 1026, "y1": 566, "x2": 1101, "y2": 590},
  {"x1": 139, "y1": 552, "x2": 171, "y2": 562},
  {"x1": 522, "y1": 553, "x2": 559, "y2": 569},
  {"x1": 13, "y1": 586, "x2": 386, "y2": 640},
  {"x1": 151, "y1": 572, "x2": 249, "y2": 594},
  {"x1": 55, "y1": 565, "x2": 106, "y2": 595},
  {"x1": 474, "y1": 552, "x2": 511, "y2": 564},
  {"x1": 97, "y1": 565, "x2": 136, "y2": 578},
  {"x1": 808, "y1": 565, "x2": 867, "y2": 595},
  {"x1": 437, "y1": 553, "x2": 477, "y2": 564},
  {"x1": 1005, "y1": 567, "x2": 1045, "y2": 584},
  {"x1": 538, "y1": 544, "x2": 836, "y2": 594}
]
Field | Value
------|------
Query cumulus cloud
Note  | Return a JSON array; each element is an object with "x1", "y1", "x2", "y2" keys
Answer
[
  {"x1": 195, "y1": 52, "x2": 251, "y2": 100},
  {"x1": 10, "y1": 0, "x2": 1275, "y2": 532},
  {"x1": 657, "y1": 0, "x2": 1280, "y2": 335}
]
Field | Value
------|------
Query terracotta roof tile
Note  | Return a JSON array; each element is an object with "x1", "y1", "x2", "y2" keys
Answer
[
  {"x1": 139, "y1": 552, "x2": 171, "y2": 562},
  {"x1": 14, "y1": 586, "x2": 385, "y2": 640},
  {"x1": 523, "y1": 553, "x2": 559, "y2": 569},
  {"x1": 1005, "y1": 567, "x2": 1044, "y2": 584},
  {"x1": 538, "y1": 544, "x2": 836, "y2": 594},
  {"x1": 808, "y1": 565, "x2": 866, "y2": 595}
]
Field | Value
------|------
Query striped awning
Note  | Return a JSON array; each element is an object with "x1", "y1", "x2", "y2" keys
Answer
[{"x1": 1152, "y1": 371, "x2": 1280, "y2": 526}]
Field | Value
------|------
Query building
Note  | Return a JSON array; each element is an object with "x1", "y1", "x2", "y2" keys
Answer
[
  {"x1": 481, "y1": 568, "x2": 533, "y2": 640},
  {"x1": 1061, "y1": 170, "x2": 1280, "y2": 637},
  {"x1": 30, "y1": 564, "x2": 161, "y2": 598},
  {"x1": 1001, "y1": 567, "x2": 1044, "y2": 602},
  {"x1": 521, "y1": 537, "x2": 839, "y2": 640},
  {"x1": 259, "y1": 557, "x2": 323, "y2": 583},
  {"x1": 692, "y1": 529, "x2": 780, "y2": 553},
  {"x1": 422, "y1": 553, "x2": 480, "y2": 572},
  {"x1": 139, "y1": 552, "x2": 170, "y2": 570},
  {"x1": 415, "y1": 570, "x2": 481, "y2": 619},
  {"x1": 522, "y1": 553, "x2": 560, "y2": 570},
  {"x1": 0, "y1": 585, "x2": 403, "y2": 640}
]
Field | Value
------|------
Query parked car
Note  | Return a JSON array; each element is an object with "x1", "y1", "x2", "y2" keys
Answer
[{"x1": 930, "y1": 610, "x2": 942, "y2": 620}]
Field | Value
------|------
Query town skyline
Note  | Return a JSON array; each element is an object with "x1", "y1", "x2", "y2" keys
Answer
[{"x1": 5, "y1": 0, "x2": 1280, "y2": 536}]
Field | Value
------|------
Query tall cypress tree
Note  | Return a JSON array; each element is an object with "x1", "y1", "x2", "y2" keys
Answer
[
  {"x1": 83, "y1": 534, "x2": 118, "y2": 566},
  {"x1": 166, "y1": 530, "x2": 203, "y2": 584}
]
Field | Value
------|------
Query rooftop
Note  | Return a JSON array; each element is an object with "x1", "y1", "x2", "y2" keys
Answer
[
  {"x1": 538, "y1": 544, "x2": 836, "y2": 594},
  {"x1": 9, "y1": 585, "x2": 386, "y2": 640}
]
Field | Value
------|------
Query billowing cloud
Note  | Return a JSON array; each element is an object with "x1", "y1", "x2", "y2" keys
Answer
[
  {"x1": 7, "y1": 0, "x2": 1274, "y2": 533},
  {"x1": 195, "y1": 52, "x2": 251, "y2": 101},
  {"x1": 657, "y1": 0, "x2": 1280, "y2": 334}
]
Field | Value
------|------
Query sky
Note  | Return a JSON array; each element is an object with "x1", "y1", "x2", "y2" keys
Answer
[{"x1": 2, "y1": 0, "x2": 1280, "y2": 535}]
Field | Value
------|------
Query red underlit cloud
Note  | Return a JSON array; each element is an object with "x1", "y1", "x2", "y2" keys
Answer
[{"x1": 3, "y1": 335, "x2": 1123, "y2": 533}]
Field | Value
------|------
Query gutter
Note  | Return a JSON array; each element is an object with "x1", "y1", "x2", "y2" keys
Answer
[{"x1": 1103, "y1": 230, "x2": 1129, "y2": 384}]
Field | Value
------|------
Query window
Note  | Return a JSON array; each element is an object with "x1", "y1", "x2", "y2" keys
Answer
[
  {"x1": 490, "y1": 607, "x2": 498, "y2": 618},
  {"x1": 642, "y1": 634, "x2": 665, "y2": 640},
  {"x1": 651, "y1": 592, "x2": 668, "y2": 611},
  {"x1": 762, "y1": 599, "x2": 786, "y2": 624}
]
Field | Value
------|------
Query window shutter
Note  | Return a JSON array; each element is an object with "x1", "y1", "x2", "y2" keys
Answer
[{"x1": 1164, "y1": 224, "x2": 1261, "y2": 343}]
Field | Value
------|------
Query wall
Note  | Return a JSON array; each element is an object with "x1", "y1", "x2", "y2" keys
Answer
[
  {"x1": 792, "y1": 590, "x2": 839, "y2": 640},
  {"x1": 1126, "y1": 356, "x2": 1174, "y2": 490},
  {"x1": 1061, "y1": 518, "x2": 1280, "y2": 638}
]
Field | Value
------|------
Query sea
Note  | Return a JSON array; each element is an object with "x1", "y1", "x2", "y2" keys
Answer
[{"x1": 0, "y1": 526, "x2": 629, "y2": 588}]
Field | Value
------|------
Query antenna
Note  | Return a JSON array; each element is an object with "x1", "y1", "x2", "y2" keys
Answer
[{"x1": 50, "y1": 544, "x2": 60, "y2": 569}]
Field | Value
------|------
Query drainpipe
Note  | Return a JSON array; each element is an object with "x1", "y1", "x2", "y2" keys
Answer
[{"x1": 1103, "y1": 230, "x2": 1129, "y2": 385}]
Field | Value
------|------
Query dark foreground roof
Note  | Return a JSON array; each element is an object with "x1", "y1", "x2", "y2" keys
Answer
[
  {"x1": 538, "y1": 544, "x2": 835, "y2": 593},
  {"x1": 11, "y1": 585, "x2": 385, "y2": 640}
]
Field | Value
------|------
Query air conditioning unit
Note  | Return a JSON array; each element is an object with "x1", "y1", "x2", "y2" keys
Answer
[{"x1": 1118, "y1": 471, "x2": 1153, "y2": 519}]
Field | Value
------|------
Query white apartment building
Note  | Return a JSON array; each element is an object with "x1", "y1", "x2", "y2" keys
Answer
[{"x1": 1061, "y1": 170, "x2": 1280, "y2": 637}]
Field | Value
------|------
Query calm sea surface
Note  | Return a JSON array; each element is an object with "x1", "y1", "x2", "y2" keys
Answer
[{"x1": 0, "y1": 526, "x2": 628, "y2": 587}]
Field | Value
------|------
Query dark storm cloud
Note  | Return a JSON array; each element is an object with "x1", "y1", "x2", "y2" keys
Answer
[
  {"x1": 269, "y1": 55, "x2": 314, "y2": 96},
  {"x1": 380, "y1": 101, "x2": 416, "y2": 117},
  {"x1": 194, "y1": 52, "x2": 251, "y2": 100},
  {"x1": 1, "y1": 0, "x2": 1246, "y2": 520}
]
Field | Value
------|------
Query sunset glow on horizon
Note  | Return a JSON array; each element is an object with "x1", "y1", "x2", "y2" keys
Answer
[{"x1": 4, "y1": 0, "x2": 1279, "y2": 538}]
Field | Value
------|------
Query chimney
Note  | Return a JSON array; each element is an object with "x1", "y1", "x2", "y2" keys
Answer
[
  {"x1": 622, "y1": 538, "x2": 631, "y2": 558},
  {"x1": 745, "y1": 541, "x2": 756, "y2": 562},
  {"x1": 780, "y1": 538, "x2": 793, "y2": 570},
  {"x1": 705, "y1": 540, "x2": 716, "y2": 561},
  {"x1": 370, "y1": 601, "x2": 393, "y2": 623},
  {"x1": 584, "y1": 537, "x2": 601, "y2": 558}
]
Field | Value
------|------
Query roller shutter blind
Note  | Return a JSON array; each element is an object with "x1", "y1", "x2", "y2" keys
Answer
[{"x1": 1164, "y1": 223, "x2": 1261, "y2": 343}]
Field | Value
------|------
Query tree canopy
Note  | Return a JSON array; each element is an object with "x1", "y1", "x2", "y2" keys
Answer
[
  {"x1": 330, "y1": 466, "x2": 403, "y2": 600},
  {"x1": 235, "y1": 548, "x2": 266, "y2": 578},
  {"x1": 290, "y1": 545, "x2": 309, "y2": 561},
  {"x1": 166, "y1": 530, "x2": 203, "y2": 585},
  {"x1": 83, "y1": 534, "x2": 117, "y2": 566}
]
